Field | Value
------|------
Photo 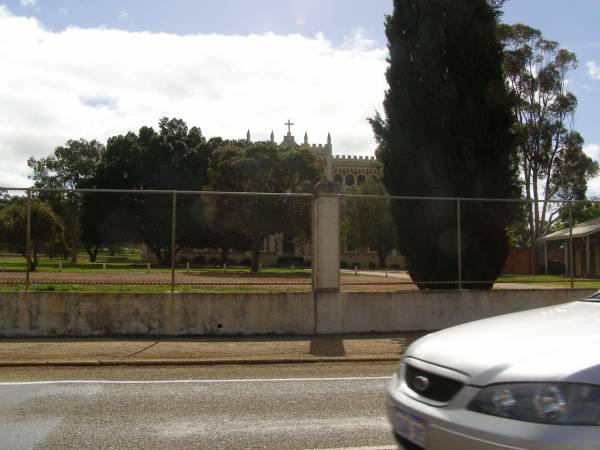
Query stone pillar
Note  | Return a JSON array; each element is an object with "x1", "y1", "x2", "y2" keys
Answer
[{"x1": 312, "y1": 181, "x2": 341, "y2": 292}]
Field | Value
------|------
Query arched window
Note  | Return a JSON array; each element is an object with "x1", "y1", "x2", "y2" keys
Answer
[
  {"x1": 333, "y1": 174, "x2": 343, "y2": 185},
  {"x1": 345, "y1": 174, "x2": 355, "y2": 186},
  {"x1": 357, "y1": 175, "x2": 366, "y2": 185}
]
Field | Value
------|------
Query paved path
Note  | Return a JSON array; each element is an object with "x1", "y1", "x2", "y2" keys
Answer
[
  {"x1": 0, "y1": 363, "x2": 399, "y2": 450},
  {"x1": 2, "y1": 268, "x2": 563, "y2": 290},
  {"x1": 0, "y1": 270, "x2": 311, "y2": 286},
  {"x1": 0, "y1": 333, "x2": 424, "y2": 366},
  {"x1": 341, "y1": 269, "x2": 562, "y2": 289}
]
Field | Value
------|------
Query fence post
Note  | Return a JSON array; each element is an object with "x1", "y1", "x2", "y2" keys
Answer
[
  {"x1": 456, "y1": 198, "x2": 462, "y2": 289},
  {"x1": 312, "y1": 182, "x2": 342, "y2": 292},
  {"x1": 568, "y1": 201, "x2": 574, "y2": 289},
  {"x1": 171, "y1": 191, "x2": 177, "y2": 293},
  {"x1": 543, "y1": 242, "x2": 548, "y2": 275},
  {"x1": 25, "y1": 189, "x2": 32, "y2": 290}
]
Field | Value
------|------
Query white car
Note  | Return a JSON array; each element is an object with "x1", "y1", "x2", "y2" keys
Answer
[{"x1": 384, "y1": 294, "x2": 600, "y2": 449}]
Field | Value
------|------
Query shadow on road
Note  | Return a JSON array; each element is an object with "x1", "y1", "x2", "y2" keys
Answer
[{"x1": 309, "y1": 337, "x2": 346, "y2": 356}]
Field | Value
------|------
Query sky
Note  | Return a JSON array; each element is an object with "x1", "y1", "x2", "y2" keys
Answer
[{"x1": 1, "y1": 0, "x2": 599, "y2": 194}]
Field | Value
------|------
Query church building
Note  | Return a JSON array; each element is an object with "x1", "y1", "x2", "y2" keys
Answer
[{"x1": 274, "y1": 120, "x2": 382, "y2": 189}]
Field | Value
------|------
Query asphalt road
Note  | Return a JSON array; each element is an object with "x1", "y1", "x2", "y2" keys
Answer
[{"x1": 0, "y1": 363, "x2": 399, "y2": 450}]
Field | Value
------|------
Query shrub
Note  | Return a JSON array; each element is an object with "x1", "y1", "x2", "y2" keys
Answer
[
  {"x1": 208, "y1": 257, "x2": 221, "y2": 266},
  {"x1": 192, "y1": 255, "x2": 206, "y2": 266},
  {"x1": 276, "y1": 256, "x2": 305, "y2": 267}
]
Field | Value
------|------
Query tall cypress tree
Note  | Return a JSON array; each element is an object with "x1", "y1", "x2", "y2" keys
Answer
[{"x1": 370, "y1": 0, "x2": 517, "y2": 289}]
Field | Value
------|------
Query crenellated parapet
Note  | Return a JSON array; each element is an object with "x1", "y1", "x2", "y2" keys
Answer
[
  {"x1": 244, "y1": 124, "x2": 381, "y2": 187},
  {"x1": 333, "y1": 155, "x2": 378, "y2": 161},
  {"x1": 331, "y1": 154, "x2": 381, "y2": 188}
]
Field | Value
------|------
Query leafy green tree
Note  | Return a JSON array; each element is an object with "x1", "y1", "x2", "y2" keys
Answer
[
  {"x1": 27, "y1": 139, "x2": 105, "y2": 263},
  {"x1": 0, "y1": 190, "x2": 9, "y2": 206},
  {"x1": 498, "y1": 24, "x2": 599, "y2": 245},
  {"x1": 0, "y1": 198, "x2": 63, "y2": 270},
  {"x1": 370, "y1": 0, "x2": 517, "y2": 289},
  {"x1": 548, "y1": 198, "x2": 600, "y2": 234},
  {"x1": 206, "y1": 142, "x2": 320, "y2": 272},
  {"x1": 342, "y1": 179, "x2": 396, "y2": 268},
  {"x1": 87, "y1": 118, "x2": 216, "y2": 265}
]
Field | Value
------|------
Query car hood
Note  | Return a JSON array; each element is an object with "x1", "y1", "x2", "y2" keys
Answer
[{"x1": 406, "y1": 300, "x2": 600, "y2": 386}]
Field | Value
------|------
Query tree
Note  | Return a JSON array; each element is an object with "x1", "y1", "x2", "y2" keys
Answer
[
  {"x1": 548, "y1": 198, "x2": 600, "y2": 234},
  {"x1": 206, "y1": 142, "x2": 320, "y2": 272},
  {"x1": 87, "y1": 118, "x2": 216, "y2": 265},
  {"x1": 0, "y1": 198, "x2": 63, "y2": 270},
  {"x1": 369, "y1": 0, "x2": 518, "y2": 289},
  {"x1": 498, "y1": 24, "x2": 599, "y2": 248},
  {"x1": 342, "y1": 179, "x2": 396, "y2": 268},
  {"x1": 28, "y1": 139, "x2": 105, "y2": 263}
]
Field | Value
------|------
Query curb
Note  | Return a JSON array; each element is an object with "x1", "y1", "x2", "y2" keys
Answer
[{"x1": 0, "y1": 356, "x2": 400, "y2": 367}]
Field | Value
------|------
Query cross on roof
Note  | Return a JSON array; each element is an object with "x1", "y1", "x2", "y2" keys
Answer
[{"x1": 284, "y1": 119, "x2": 294, "y2": 134}]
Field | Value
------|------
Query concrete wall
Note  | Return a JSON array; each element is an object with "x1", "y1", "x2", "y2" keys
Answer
[
  {"x1": 315, "y1": 289, "x2": 596, "y2": 334},
  {"x1": 0, "y1": 289, "x2": 595, "y2": 337},
  {"x1": 0, "y1": 292, "x2": 315, "y2": 337}
]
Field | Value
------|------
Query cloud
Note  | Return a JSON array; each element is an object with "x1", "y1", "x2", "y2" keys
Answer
[
  {"x1": 586, "y1": 176, "x2": 600, "y2": 199},
  {"x1": 342, "y1": 28, "x2": 377, "y2": 51},
  {"x1": 587, "y1": 62, "x2": 600, "y2": 80},
  {"x1": 584, "y1": 143, "x2": 600, "y2": 160},
  {"x1": 19, "y1": 0, "x2": 35, "y2": 8},
  {"x1": 0, "y1": 7, "x2": 387, "y2": 188},
  {"x1": 295, "y1": 17, "x2": 306, "y2": 26},
  {"x1": 584, "y1": 144, "x2": 600, "y2": 197}
]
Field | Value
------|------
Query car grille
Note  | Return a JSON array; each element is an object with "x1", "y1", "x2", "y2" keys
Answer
[{"x1": 405, "y1": 364, "x2": 463, "y2": 402}]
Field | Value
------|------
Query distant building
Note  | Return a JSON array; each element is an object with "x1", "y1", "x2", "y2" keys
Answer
[{"x1": 276, "y1": 121, "x2": 382, "y2": 189}]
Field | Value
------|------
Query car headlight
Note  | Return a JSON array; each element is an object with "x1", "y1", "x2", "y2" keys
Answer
[{"x1": 468, "y1": 383, "x2": 600, "y2": 425}]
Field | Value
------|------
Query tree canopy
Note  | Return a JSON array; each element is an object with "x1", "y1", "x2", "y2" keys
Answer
[
  {"x1": 342, "y1": 179, "x2": 396, "y2": 268},
  {"x1": 370, "y1": 0, "x2": 518, "y2": 289},
  {"x1": 0, "y1": 198, "x2": 63, "y2": 270},
  {"x1": 206, "y1": 141, "x2": 321, "y2": 272},
  {"x1": 27, "y1": 139, "x2": 105, "y2": 263},
  {"x1": 498, "y1": 24, "x2": 599, "y2": 249},
  {"x1": 85, "y1": 117, "x2": 216, "y2": 265}
]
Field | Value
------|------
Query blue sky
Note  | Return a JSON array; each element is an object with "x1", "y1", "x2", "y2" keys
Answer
[
  {"x1": 1, "y1": 0, "x2": 599, "y2": 192},
  {"x1": 4, "y1": 0, "x2": 393, "y2": 42}
]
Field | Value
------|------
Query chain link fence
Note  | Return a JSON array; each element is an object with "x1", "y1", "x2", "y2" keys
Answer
[
  {"x1": 3, "y1": 187, "x2": 599, "y2": 292},
  {"x1": 340, "y1": 193, "x2": 600, "y2": 290},
  {"x1": 0, "y1": 188, "x2": 312, "y2": 291}
]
